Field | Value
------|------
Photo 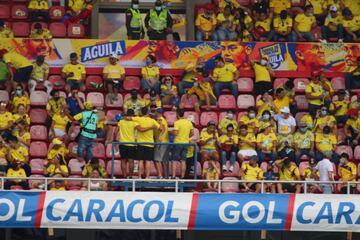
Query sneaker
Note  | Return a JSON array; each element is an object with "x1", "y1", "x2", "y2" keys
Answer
[
  {"x1": 222, "y1": 165, "x2": 227, "y2": 172},
  {"x1": 338, "y1": 38, "x2": 344, "y2": 43},
  {"x1": 319, "y1": 39, "x2": 327, "y2": 43},
  {"x1": 229, "y1": 165, "x2": 234, "y2": 173}
]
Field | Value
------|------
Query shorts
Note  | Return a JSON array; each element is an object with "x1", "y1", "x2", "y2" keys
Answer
[
  {"x1": 282, "y1": 183, "x2": 297, "y2": 193},
  {"x1": 238, "y1": 149, "x2": 257, "y2": 157},
  {"x1": 14, "y1": 66, "x2": 33, "y2": 83},
  {"x1": 120, "y1": 145, "x2": 136, "y2": 160},
  {"x1": 154, "y1": 145, "x2": 170, "y2": 162},
  {"x1": 67, "y1": 80, "x2": 85, "y2": 89},
  {"x1": 54, "y1": 128, "x2": 66, "y2": 137},
  {"x1": 135, "y1": 145, "x2": 154, "y2": 161},
  {"x1": 248, "y1": 183, "x2": 258, "y2": 191},
  {"x1": 201, "y1": 149, "x2": 217, "y2": 154},
  {"x1": 97, "y1": 128, "x2": 106, "y2": 138},
  {"x1": 172, "y1": 145, "x2": 188, "y2": 161},
  {"x1": 105, "y1": 79, "x2": 123, "y2": 90}
]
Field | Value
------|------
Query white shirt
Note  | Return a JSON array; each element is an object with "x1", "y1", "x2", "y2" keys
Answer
[
  {"x1": 274, "y1": 115, "x2": 296, "y2": 134},
  {"x1": 315, "y1": 158, "x2": 334, "y2": 182}
]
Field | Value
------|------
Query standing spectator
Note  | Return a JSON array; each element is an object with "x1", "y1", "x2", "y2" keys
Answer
[
  {"x1": 66, "y1": 86, "x2": 84, "y2": 117},
  {"x1": 28, "y1": 0, "x2": 50, "y2": 23},
  {"x1": 154, "y1": 108, "x2": 169, "y2": 179},
  {"x1": 315, "y1": 126, "x2": 338, "y2": 162},
  {"x1": 126, "y1": 0, "x2": 144, "y2": 40},
  {"x1": 212, "y1": 56, "x2": 239, "y2": 99},
  {"x1": 0, "y1": 51, "x2": 10, "y2": 93},
  {"x1": 141, "y1": 55, "x2": 160, "y2": 93},
  {"x1": 171, "y1": 109, "x2": 194, "y2": 179},
  {"x1": 216, "y1": 5, "x2": 237, "y2": 41},
  {"x1": 11, "y1": 84, "x2": 30, "y2": 113},
  {"x1": 61, "y1": 52, "x2": 86, "y2": 93},
  {"x1": 133, "y1": 107, "x2": 160, "y2": 179},
  {"x1": 145, "y1": 0, "x2": 173, "y2": 40},
  {"x1": 74, "y1": 101, "x2": 99, "y2": 162},
  {"x1": 199, "y1": 121, "x2": 219, "y2": 163},
  {"x1": 271, "y1": 10, "x2": 294, "y2": 41},
  {"x1": 253, "y1": 12, "x2": 272, "y2": 41},
  {"x1": 239, "y1": 107, "x2": 259, "y2": 134},
  {"x1": 195, "y1": 3, "x2": 218, "y2": 41},
  {"x1": 239, "y1": 155, "x2": 263, "y2": 193},
  {"x1": 4, "y1": 161, "x2": 29, "y2": 190},
  {"x1": 313, "y1": 152, "x2": 334, "y2": 194},
  {"x1": 219, "y1": 110, "x2": 238, "y2": 135},
  {"x1": 238, "y1": 125, "x2": 257, "y2": 162},
  {"x1": 273, "y1": 88, "x2": 292, "y2": 114},
  {"x1": 50, "y1": 105, "x2": 72, "y2": 140},
  {"x1": 203, "y1": 158, "x2": 220, "y2": 191},
  {"x1": 29, "y1": 56, "x2": 52, "y2": 95},
  {"x1": 274, "y1": 107, "x2": 296, "y2": 135},
  {"x1": 344, "y1": 109, "x2": 360, "y2": 147},
  {"x1": 275, "y1": 156, "x2": 301, "y2": 193},
  {"x1": 305, "y1": 71, "x2": 325, "y2": 118},
  {"x1": 0, "y1": 49, "x2": 33, "y2": 90},
  {"x1": 103, "y1": 54, "x2": 125, "y2": 103},
  {"x1": 220, "y1": 124, "x2": 238, "y2": 172},
  {"x1": 160, "y1": 75, "x2": 178, "y2": 105},
  {"x1": 269, "y1": 0, "x2": 291, "y2": 16},
  {"x1": 251, "y1": 56, "x2": 274, "y2": 96},
  {"x1": 345, "y1": 56, "x2": 360, "y2": 91},
  {"x1": 292, "y1": 5, "x2": 317, "y2": 42},
  {"x1": 329, "y1": 89, "x2": 349, "y2": 124},
  {"x1": 338, "y1": 152, "x2": 357, "y2": 194},
  {"x1": 29, "y1": 23, "x2": 53, "y2": 39},
  {"x1": 256, "y1": 123, "x2": 277, "y2": 163},
  {"x1": 320, "y1": 5, "x2": 344, "y2": 43},
  {"x1": 294, "y1": 122, "x2": 315, "y2": 164},
  {"x1": 123, "y1": 89, "x2": 145, "y2": 116},
  {"x1": 256, "y1": 90, "x2": 273, "y2": 116},
  {"x1": 0, "y1": 20, "x2": 14, "y2": 38},
  {"x1": 343, "y1": 9, "x2": 360, "y2": 42}
]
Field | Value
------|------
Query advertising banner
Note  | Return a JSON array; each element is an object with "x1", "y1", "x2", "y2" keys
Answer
[{"x1": 0, "y1": 38, "x2": 358, "y2": 72}]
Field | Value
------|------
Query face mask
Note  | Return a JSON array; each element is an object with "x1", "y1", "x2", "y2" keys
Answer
[
  {"x1": 133, "y1": 4, "x2": 139, "y2": 9},
  {"x1": 300, "y1": 127, "x2": 307, "y2": 133},
  {"x1": 307, "y1": 13, "x2": 313, "y2": 17},
  {"x1": 323, "y1": 131, "x2": 330, "y2": 135},
  {"x1": 249, "y1": 113, "x2": 255, "y2": 119},
  {"x1": 260, "y1": 59, "x2": 267, "y2": 66},
  {"x1": 263, "y1": 114, "x2": 270, "y2": 120},
  {"x1": 146, "y1": 60, "x2": 152, "y2": 65},
  {"x1": 280, "y1": 13, "x2": 287, "y2": 20},
  {"x1": 193, "y1": 82, "x2": 199, "y2": 87},
  {"x1": 321, "y1": 110, "x2": 327, "y2": 116},
  {"x1": 16, "y1": 90, "x2": 22, "y2": 96},
  {"x1": 155, "y1": 6, "x2": 162, "y2": 11},
  {"x1": 226, "y1": 113, "x2": 233, "y2": 120}
]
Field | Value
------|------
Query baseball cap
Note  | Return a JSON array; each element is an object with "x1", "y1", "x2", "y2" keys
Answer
[
  {"x1": 249, "y1": 155, "x2": 259, "y2": 162},
  {"x1": 329, "y1": 5, "x2": 337, "y2": 12},
  {"x1": 343, "y1": 8, "x2": 352, "y2": 16},
  {"x1": 281, "y1": 106, "x2": 290, "y2": 113},
  {"x1": 52, "y1": 138, "x2": 63, "y2": 145}
]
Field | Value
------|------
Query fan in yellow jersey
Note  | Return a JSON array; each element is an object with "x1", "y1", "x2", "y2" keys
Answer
[
  {"x1": 275, "y1": 156, "x2": 301, "y2": 193},
  {"x1": 29, "y1": 23, "x2": 53, "y2": 39},
  {"x1": 256, "y1": 91, "x2": 273, "y2": 117},
  {"x1": 103, "y1": 54, "x2": 125, "y2": 103},
  {"x1": 0, "y1": 101, "x2": 14, "y2": 135},
  {"x1": 301, "y1": 158, "x2": 320, "y2": 193},
  {"x1": 0, "y1": 20, "x2": 14, "y2": 38},
  {"x1": 305, "y1": 71, "x2": 326, "y2": 118},
  {"x1": 50, "y1": 105, "x2": 72, "y2": 141},
  {"x1": 132, "y1": 107, "x2": 160, "y2": 179},
  {"x1": 294, "y1": 122, "x2": 315, "y2": 164},
  {"x1": 28, "y1": 0, "x2": 50, "y2": 22},
  {"x1": 343, "y1": 9, "x2": 360, "y2": 42},
  {"x1": 11, "y1": 85, "x2": 30, "y2": 113},
  {"x1": 199, "y1": 121, "x2": 219, "y2": 163},
  {"x1": 237, "y1": 125, "x2": 257, "y2": 162},
  {"x1": 344, "y1": 109, "x2": 360, "y2": 147},
  {"x1": 47, "y1": 138, "x2": 69, "y2": 163},
  {"x1": 46, "y1": 90, "x2": 67, "y2": 118},
  {"x1": 141, "y1": 55, "x2": 160, "y2": 93},
  {"x1": 314, "y1": 105, "x2": 337, "y2": 134},
  {"x1": 320, "y1": 5, "x2": 344, "y2": 42},
  {"x1": 4, "y1": 160, "x2": 29, "y2": 190},
  {"x1": 204, "y1": 159, "x2": 220, "y2": 190},
  {"x1": 13, "y1": 119, "x2": 31, "y2": 148},
  {"x1": 61, "y1": 52, "x2": 86, "y2": 93},
  {"x1": 256, "y1": 123, "x2": 277, "y2": 163},
  {"x1": 239, "y1": 155, "x2": 263, "y2": 193},
  {"x1": 220, "y1": 124, "x2": 238, "y2": 173},
  {"x1": 153, "y1": 108, "x2": 169, "y2": 178},
  {"x1": 329, "y1": 89, "x2": 349, "y2": 124},
  {"x1": 338, "y1": 153, "x2": 357, "y2": 194},
  {"x1": 219, "y1": 110, "x2": 238, "y2": 135},
  {"x1": 195, "y1": 3, "x2": 218, "y2": 41},
  {"x1": 239, "y1": 107, "x2": 260, "y2": 134},
  {"x1": 315, "y1": 126, "x2": 339, "y2": 162}
]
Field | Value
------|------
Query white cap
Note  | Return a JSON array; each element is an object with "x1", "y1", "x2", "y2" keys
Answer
[
  {"x1": 187, "y1": 115, "x2": 195, "y2": 123},
  {"x1": 329, "y1": 5, "x2": 337, "y2": 12},
  {"x1": 109, "y1": 53, "x2": 118, "y2": 59},
  {"x1": 281, "y1": 107, "x2": 290, "y2": 113}
]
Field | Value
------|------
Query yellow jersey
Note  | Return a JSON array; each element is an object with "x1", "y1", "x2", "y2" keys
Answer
[
  {"x1": 3, "y1": 52, "x2": 32, "y2": 69},
  {"x1": 295, "y1": 13, "x2": 316, "y2": 32},
  {"x1": 213, "y1": 63, "x2": 237, "y2": 83},
  {"x1": 173, "y1": 118, "x2": 194, "y2": 144},
  {"x1": 253, "y1": 63, "x2": 271, "y2": 83},
  {"x1": 242, "y1": 163, "x2": 264, "y2": 180},
  {"x1": 200, "y1": 129, "x2": 219, "y2": 150},
  {"x1": 103, "y1": 64, "x2": 125, "y2": 79},
  {"x1": 315, "y1": 133, "x2": 337, "y2": 152},
  {"x1": 62, "y1": 63, "x2": 86, "y2": 81},
  {"x1": 132, "y1": 116, "x2": 160, "y2": 147}
]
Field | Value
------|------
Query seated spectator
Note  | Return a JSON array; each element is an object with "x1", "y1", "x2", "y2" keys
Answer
[
  {"x1": 180, "y1": 89, "x2": 201, "y2": 113},
  {"x1": 345, "y1": 56, "x2": 360, "y2": 91},
  {"x1": 11, "y1": 84, "x2": 30, "y2": 113},
  {"x1": 264, "y1": 162, "x2": 278, "y2": 193},
  {"x1": 276, "y1": 130, "x2": 295, "y2": 162},
  {"x1": 203, "y1": 158, "x2": 220, "y2": 191},
  {"x1": 28, "y1": 0, "x2": 50, "y2": 23},
  {"x1": 315, "y1": 126, "x2": 339, "y2": 163},
  {"x1": 253, "y1": 12, "x2": 272, "y2": 41},
  {"x1": 320, "y1": 5, "x2": 344, "y2": 43},
  {"x1": 103, "y1": 54, "x2": 125, "y2": 103},
  {"x1": 239, "y1": 107, "x2": 259, "y2": 134},
  {"x1": 329, "y1": 89, "x2": 349, "y2": 124},
  {"x1": 344, "y1": 108, "x2": 360, "y2": 147},
  {"x1": 252, "y1": 0, "x2": 270, "y2": 20},
  {"x1": 276, "y1": 156, "x2": 301, "y2": 193},
  {"x1": 314, "y1": 105, "x2": 337, "y2": 134},
  {"x1": 0, "y1": 102, "x2": 14, "y2": 138},
  {"x1": 29, "y1": 56, "x2": 52, "y2": 95},
  {"x1": 199, "y1": 121, "x2": 219, "y2": 163},
  {"x1": 0, "y1": 20, "x2": 14, "y2": 38},
  {"x1": 220, "y1": 124, "x2": 238, "y2": 172},
  {"x1": 145, "y1": 89, "x2": 162, "y2": 109},
  {"x1": 123, "y1": 89, "x2": 145, "y2": 116},
  {"x1": 271, "y1": 10, "x2": 294, "y2": 42},
  {"x1": 258, "y1": 110, "x2": 277, "y2": 133},
  {"x1": 47, "y1": 138, "x2": 69, "y2": 163},
  {"x1": 319, "y1": 71, "x2": 335, "y2": 108},
  {"x1": 273, "y1": 88, "x2": 292, "y2": 114},
  {"x1": 343, "y1": 8, "x2": 360, "y2": 42},
  {"x1": 160, "y1": 75, "x2": 179, "y2": 107},
  {"x1": 342, "y1": 0, "x2": 360, "y2": 17},
  {"x1": 81, "y1": 169, "x2": 108, "y2": 191},
  {"x1": 294, "y1": 122, "x2": 315, "y2": 164},
  {"x1": 66, "y1": 86, "x2": 84, "y2": 117},
  {"x1": 13, "y1": 120, "x2": 31, "y2": 148},
  {"x1": 13, "y1": 104, "x2": 30, "y2": 126},
  {"x1": 216, "y1": 5, "x2": 237, "y2": 41},
  {"x1": 82, "y1": 158, "x2": 107, "y2": 178},
  {"x1": 350, "y1": 93, "x2": 360, "y2": 109},
  {"x1": 233, "y1": 8, "x2": 253, "y2": 42},
  {"x1": 4, "y1": 161, "x2": 29, "y2": 190},
  {"x1": 239, "y1": 155, "x2": 263, "y2": 193},
  {"x1": 0, "y1": 50, "x2": 10, "y2": 93},
  {"x1": 219, "y1": 110, "x2": 238, "y2": 135},
  {"x1": 44, "y1": 154, "x2": 69, "y2": 178},
  {"x1": 46, "y1": 90, "x2": 67, "y2": 119},
  {"x1": 305, "y1": 71, "x2": 326, "y2": 118},
  {"x1": 301, "y1": 158, "x2": 320, "y2": 193},
  {"x1": 269, "y1": 0, "x2": 291, "y2": 16},
  {"x1": 178, "y1": 60, "x2": 205, "y2": 95},
  {"x1": 144, "y1": 0, "x2": 173, "y2": 40},
  {"x1": 195, "y1": 3, "x2": 218, "y2": 41},
  {"x1": 256, "y1": 90, "x2": 273, "y2": 116},
  {"x1": 4, "y1": 135, "x2": 30, "y2": 176},
  {"x1": 30, "y1": 23, "x2": 53, "y2": 39},
  {"x1": 212, "y1": 56, "x2": 238, "y2": 98},
  {"x1": 238, "y1": 125, "x2": 257, "y2": 162},
  {"x1": 50, "y1": 180, "x2": 66, "y2": 191},
  {"x1": 251, "y1": 56, "x2": 274, "y2": 95},
  {"x1": 0, "y1": 140, "x2": 8, "y2": 174},
  {"x1": 274, "y1": 107, "x2": 296, "y2": 136},
  {"x1": 338, "y1": 153, "x2": 357, "y2": 194},
  {"x1": 141, "y1": 55, "x2": 160, "y2": 93},
  {"x1": 306, "y1": 0, "x2": 327, "y2": 24},
  {"x1": 50, "y1": 105, "x2": 72, "y2": 141},
  {"x1": 62, "y1": 52, "x2": 86, "y2": 93},
  {"x1": 68, "y1": 0, "x2": 86, "y2": 15},
  {"x1": 292, "y1": 5, "x2": 317, "y2": 42},
  {"x1": 256, "y1": 123, "x2": 277, "y2": 163},
  {"x1": 126, "y1": 0, "x2": 145, "y2": 40}
]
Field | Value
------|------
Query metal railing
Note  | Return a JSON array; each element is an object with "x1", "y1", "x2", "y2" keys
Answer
[{"x1": 1, "y1": 176, "x2": 358, "y2": 194}]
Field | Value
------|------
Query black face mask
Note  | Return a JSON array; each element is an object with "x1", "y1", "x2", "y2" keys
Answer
[
  {"x1": 131, "y1": 95, "x2": 137, "y2": 100},
  {"x1": 280, "y1": 12, "x2": 287, "y2": 20}
]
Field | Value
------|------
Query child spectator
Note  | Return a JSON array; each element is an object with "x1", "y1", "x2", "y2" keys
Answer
[
  {"x1": 263, "y1": 162, "x2": 278, "y2": 193},
  {"x1": 239, "y1": 155, "x2": 263, "y2": 193},
  {"x1": 220, "y1": 124, "x2": 238, "y2": 173},
  {"x1": 204, "y1": 159, "x2": 220, "y2": 191},
  {"x1": 29, "y1": 56, "x2": 52, "y2": 95},
  {"x1": 329, "y1": 89, "x2": 349, "y2": 124}
]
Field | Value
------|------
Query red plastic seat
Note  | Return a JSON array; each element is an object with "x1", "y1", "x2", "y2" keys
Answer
[
  {"x1": 237, "y1": 77, "x2": 253, "y2": 92},
  {"x1": 273, "y1": 78, "x2": 289, "y2": 89},
  {"x1": 180, "y1": 94, "x2": 198, "y2": 109},
  {"x1": 222, "y1": 161, "x2": 240, "y2": 178},
  {"x1": 67, "y1": 23, "x2": 85, "y2": 38},
  {"x1": 184, "y1": 111, "x2": 199, "y2": 127},
  {"x1": 30, "y1": 22, "x2": 48, "y2": 30},
  {"x1": 0, "y1": 5, "x2": 10, "y2": 19},
  {"x1": 294, "y1": 95, "x2": 309, "y2": 111},
  {"x1": 123, "y1": 76, "x2": 141, "y2": 90},
  {"x1": 68, "y1": 158, "x2": 86, "y2": 175},
  {"x1": 30, "y1": 125, "x2": 48, "y2": 141},
  {"x1": 30, "y1": 159, "x2": 44, "y2": 174},
  {"x1": 87, "y1": 92, "x2": 104, "y2": 108},
  {"x1": 105, "y1": 93, "x2": 123, "y2": 108},
  {"x1": 222, "y1": 177, "x2": 240, "y2": 193},
  {"x1": 93, "y1": 143, "x2": 106, "y2": 159},
  {"x1": 105, "y1": 143, "x2": 121, "y2": 159},
  {"x1": 30, "y1": 108, "x2": 47, "y2": 124},
  {"x1": 86, "y1": 75, "x2": 103, "y2": 91},
  {"x1": 11, "y1": 5, "x2": 28, "y2": 19},
  {"x1": 49, "y1": 6, "x2": 65, "y2": 20},
  {"x1": 30, "y1": 141, "x2": 48, "y2": 158},
  {"x1": 106, "y1": 160, "x2": 122, "y2": 177},
  {"x1": 12, "y1": 22, "x2": 30, "y2": 37},
  {"x1": 10, "y1": 185, "x2": 24, "y2": 190},
  {"x1": 331, "y1": 77, "x2": 345, "y2": 91},
  {"x1": 237, "y1": 94, "x2": 255, "y2": 109},
  {"x1": 200, "y1": 111, "x2": 218, "y2": 127},
  {"x1": 218, "y1": 94, "x2": 236, "y2": 109},
  {"x1": 354, "y1": 146, "x2": 360, "y2": 162},
  {"x1": 0, "y1": 90, "x2": 9, "y2": 103},
  {"x1": 106, "y1": 110, "x2": 122, "y2": 124},
  {"x1": 30, "y1": 91, "x2": 48, "y2": 106},
  {"x1": 29, "y1": 174, "x2": 45, "y2": 190},
  {"x1": 299, "y1": 161, "x2": 309, "y2": 176},
  {"x1": 238, "y1": 0, "x2": 250, "y2": 6},
  {"x1": 164, "y1": 111, "x2": 177, "y2": 126},
  {"x1": 294, "y1": 78, "x2": 309, "y2": 93},
  {"x1": 335, "y1": 145, "x2": 353, "y2": 160},
  {"x1": 291, "y1": 0, "x2": 306, "y2": 7},
  {"x1": 49, "y1": 22, "x2": 66, "y2": 38},
  {"x1": 66, "y1": 175, "x2": 82, "y2": 190},
  {"x1": 48, "y1": 75, "x2": 65, "y2": 90}
]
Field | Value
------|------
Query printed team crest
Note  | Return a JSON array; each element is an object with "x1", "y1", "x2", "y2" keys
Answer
[{"x1": 259, "y1": 43, "x2": 287, "y2": 69}]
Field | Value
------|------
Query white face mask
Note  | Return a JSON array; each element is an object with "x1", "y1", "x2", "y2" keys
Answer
[
  {"x1": 260, "y1": 59, "x2": 267, "y2": 66},
  {"x1": 226, "y1": 113, "x2": 233, "y2": 120},
  {"x1": 249, "y1": 113, "x2": 256, "y2": 119},
  {"x1": 133, "y1": 4, "x2": 139, "y2": 9},
  {"x1": 155, "y1": 6, "x2": 162, "y2": 11}
]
